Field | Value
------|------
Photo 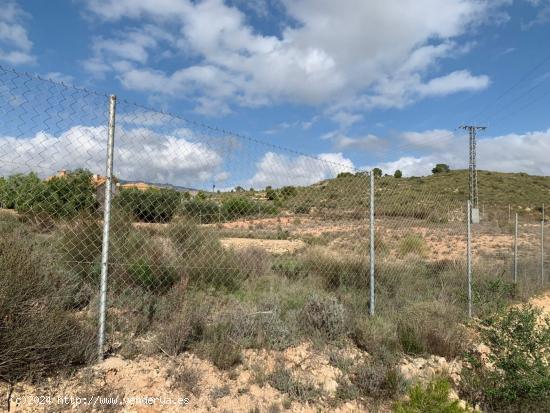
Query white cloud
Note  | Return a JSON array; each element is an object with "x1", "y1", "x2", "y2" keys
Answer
[
  {"x1": 416, "y1": 70, "x2": 490, "y2": 97},
  {"x1": 81, "y1": 0, "x2": 497, "y2": 113},
  {"x1": 44, "y1": 72, "x2": 75, "y2": 84},
  {"x1": 0, "y1": 125, "x2": 224, "y2": 187},
  {"x1": 83, "y1": 25, "x2": 176, "y2": 78},
  {"x1": 330, "y1": 111, "x2": 364, "y2": 129},
  {"x1": 400, "y1": 129, "x2": 456, "y2": 150},
  {"x1": 368, "y1": 128, "x2": 550, "y2": 177},
  {"x1": 0, "y1": 1, "x2": 35, "y2": 65},
  {"x1": 323, "y1": 130, "x2": 387, "y2": 151},
  {"x1": 247, "y1": 151, "x2": 355, "y2": 188}
]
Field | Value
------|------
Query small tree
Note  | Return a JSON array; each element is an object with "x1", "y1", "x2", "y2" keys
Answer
[
  {"x1": 394, "y1": 170, "x2": 402, "y2": 178},
  {"x1": 432, "y1": 164, "x2": 450, "y2": 174},
  {"x1": 337, "y1": 172, "x2": 353, "y2": 179},
  {"x1": 373, "y1": 168, "x2": 383, "y2": 178}
]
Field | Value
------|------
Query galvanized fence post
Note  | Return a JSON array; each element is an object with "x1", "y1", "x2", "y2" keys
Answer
[
  {"x1": 514, "y1": 212, "x2": 518, "y2": 284},
  {"x1": 369, "y1": 170, "x2": 375, "y2": 316},
  {"x1": 98, "y1": 95, "x2": 117, "y2": 362},
  {"x1": 467, "y1": 200, "x2": 472, "y2": 318},
  {"x1": 542, "y1": 204, "x2": 545, "y2": 286}
]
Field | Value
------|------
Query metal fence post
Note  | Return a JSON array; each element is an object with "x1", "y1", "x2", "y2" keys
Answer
[
  {"x1": 369, "y1": 171, "x2": 375, "y2": 316},
  {"x1": 467, "y1": 200, "x2": 472, "y2": 318},
  {"x1": 97, "y1": 95, "x2": 117, "y2": 362},
  {"x1": 514, "y1": 212, "x2": 518, "y2": 284},
  {"x1": 542, "y1": 204, "x2": 545, "y2": 286}
]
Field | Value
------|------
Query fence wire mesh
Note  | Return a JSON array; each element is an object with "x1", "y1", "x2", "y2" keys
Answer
[{"x1": 0, "y1": 65, "x2": 548, "y2": 363}]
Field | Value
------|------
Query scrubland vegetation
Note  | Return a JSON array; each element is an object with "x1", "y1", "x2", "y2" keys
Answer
[{"x1": 1, "y1": 168, "x2": 549, "y2": 411}]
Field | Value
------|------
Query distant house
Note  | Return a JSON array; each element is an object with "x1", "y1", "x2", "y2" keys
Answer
[{"x1": 117, "y1": 182, "x2": 154, "y2": 191}]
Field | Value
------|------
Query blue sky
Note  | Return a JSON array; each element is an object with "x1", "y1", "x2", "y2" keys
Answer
[{"x1": 1, "y1": 0, "x2": 550, "y2": 188}]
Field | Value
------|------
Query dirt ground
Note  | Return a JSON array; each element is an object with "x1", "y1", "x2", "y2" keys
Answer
[
  {"x1": 213, "y1": 215, "x2": 543, "y2": 263},
  {"x1": 5, "y1": 292, "x2": 549, "y2": 413}
]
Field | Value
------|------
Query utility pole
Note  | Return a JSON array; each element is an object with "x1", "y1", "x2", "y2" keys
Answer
[{"x1": 460, "y1": 125, "x2": 486, "y2": 222}]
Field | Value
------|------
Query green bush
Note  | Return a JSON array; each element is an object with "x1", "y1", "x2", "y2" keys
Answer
[
  {"x1": 337, "y1": 172, "x2": 354, "y2": 179},
  {"x1": 280, "y1": 186, "x2": 297, "y2": 198},
  {"x1": 203, "y1": 321, "x2": 243, "y2": 370},
  {"x1": 460, "y1": 305, "x2": 550, "y2": 412},
  {"x1": 432, "y1": 164, "x2": 451, "y2": 174},
  {"x1": 155, "y1": 295, "x2": 209, "y2": 356},
  {"x1": 182, "y1": 198, "x2": 220, "y2": 223},
  {"x1": 303, "y1": 249, "x2": 367, "y2": 290},
  {"x1": 115, "y1": 187, "x2": 180, "y2": 222},
  {"x1": 267, "y1": 364, "x2": 321, "y2": 402},
  {"x1": 298, "y1": 294, "x2": 347, "y2": 341},
  {"x1": 58, "y1": 212, "x2": 103, "y2": 284},
  {"x1": 167, "y1": 218, "x2": 248, "y2": 291},
  {"x1": 394, "y1": 378, "x2": 467, "y2": 413},
  {"x1": 397, "y1": 234, "x2": 428, "y2": 257},
  {"x1": 0, "y1": 233, "x2": 95, "y2": 385},
  {"x1": 272, "y1": 258, "x2": 307, "y2": 280},
  {"x1": 42, "y1": 169, "x2": 97, "y2": 218},
  {"x1": 0, "y1": 170, "x2": 96, "y2": 218},
  {"x1": 221, "y1": 196, "x2": 277, "y2": 220},
  {"x1": 127, "y1": 258, "x2": 178, "y2": 293},
  {"x1": 349, "y1": 358, "x2": 404, "y2": 400},
  {"x1": 396, "y1": 301, "x2": 467, "y2": 358}
]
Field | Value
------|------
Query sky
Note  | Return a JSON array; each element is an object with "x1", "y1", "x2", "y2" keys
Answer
[{"x1": 1, "y1": 0, "x2": 550, "y2": 188}]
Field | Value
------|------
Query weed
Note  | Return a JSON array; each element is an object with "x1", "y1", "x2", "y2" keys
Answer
[
  {"x1": 394, "y1": 378, "x2": 467, "y2": 413},
  {"x1": 267, "y1": 365, "x2": 321, "y2": 402},
  {"x1": 210, "y1": 385, "x2": 231, "y2": 399},
  {"x1": 397, "y1": 234, "x2": 428, "y2": 257},
  {"x1": 298, "y1": 294, "x2": 347, "y2": 341},
  {"x1": 166, "y1": 363, "x2": 202, "y2": 396}
]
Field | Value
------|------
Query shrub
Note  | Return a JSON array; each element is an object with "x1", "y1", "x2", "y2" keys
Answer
[
  {"x1": 349, "y1": 359, "x2": 405, "y2": 400},
  {"x1": 272, "y1": 258, "x2": 307, "y2": 280},
  {"x1": 373, "y1": 168, "x2": 383, "y2": 178},
  {"x1": 182, "y1": 198, "x2": 220, "y2": 223},
  {"x1": 460, "y1": 305, "x2": 550, "y2": 412},
  {"x1": 155, "y1": 296, "x2": 209, "y2": 356},
  {"x1": 0, "y1": 233, "x2": 95, "y2": 385},
  {"x1": 293, "y1": 204, "x2": 311, "y2": 214},
  {"x1": 337, "y1": 172, "x2": 354, "y2": 179},
  {"x1": 303, "y1": 248, "x2": 367, "y2": 290},
  {"x1": 394, "y1": 170, "x2": 403, "y2": 178},
  {"x1": 268, "y1": 365, "x2": 321, "y2": 402},
  {"x1": 115, "y1": 187, "x2": 180, "y2": 222},
  {"x1": 432, "y1": 164, "x2": 450, "y2": 174},
  {"x1": 127, "y1": 257, "x2": 178, "y2": 293},
  {"x1": 166, "y1": 363, "x2": 202, "y2": 396},
  {"x1": 280, "y1": 186, "x2": 297, "y2": 198},
  {"x1": 221, "y1": 197, "x2": 277, "y2": 220},
  {"x1": 0, "y1": 170, "x2": 96, "y2": 218},
  {"x1": 58, "y1": 212, "x2": 103, "y2": 284},
  {"x1": 298, "y1": 294, "x2": 347, "y2": 341},
  {"x1": 351, "y1": 316, "x2": 400, "y2": 356},
  {"x1": 394, "y1": 378, "x2": 467, "y2": 413},
  {"x1": 396, "y1": 301, "x2": 467, "y2": 358},
  {"x1": 203, "y1": 321, "x2": 243, "y2": 370},
  {"x1": 397, "y1": 234, "x2": 428, "y2": 257}
]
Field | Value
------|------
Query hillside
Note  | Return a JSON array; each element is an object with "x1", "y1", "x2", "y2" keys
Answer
[{"x1": 222, "y1": 170, "x2": 550, "y2": 222}]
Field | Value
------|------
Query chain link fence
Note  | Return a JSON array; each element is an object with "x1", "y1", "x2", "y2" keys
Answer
[{"x1": 0, "y1": 66, "x2": 547, "y2": 364}]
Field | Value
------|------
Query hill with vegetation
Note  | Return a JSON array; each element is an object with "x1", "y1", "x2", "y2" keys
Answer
[{"x1": 209, "y1": 170, "x2": 549, "y2": 224}]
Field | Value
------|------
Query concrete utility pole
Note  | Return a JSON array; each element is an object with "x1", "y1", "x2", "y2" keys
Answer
[{"x1": 460, "y1": 125, "x2": 486, "y2": 222}]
